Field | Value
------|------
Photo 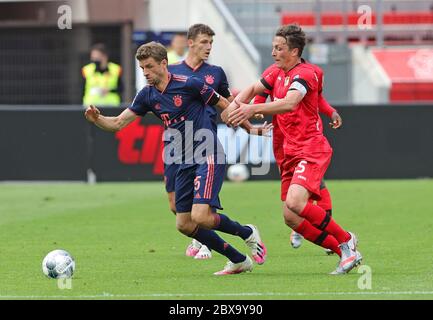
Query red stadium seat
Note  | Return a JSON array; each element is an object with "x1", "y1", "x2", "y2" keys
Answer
[{"x1": 281, "y1": 11, "x2": 433, "y2": 26}]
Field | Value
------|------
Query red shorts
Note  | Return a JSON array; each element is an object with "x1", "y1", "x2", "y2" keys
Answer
[{"x1": 280, "y1": 151, "x2": 332, "y2": 201}]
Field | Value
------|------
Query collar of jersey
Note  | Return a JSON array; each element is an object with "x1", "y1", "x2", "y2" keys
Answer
[
  {"x1": 156, "y1": 73, "x2": 172, "y2": 94},
  {"x1": 183, "y1": 60, "x2": 204, "y2": 72}
]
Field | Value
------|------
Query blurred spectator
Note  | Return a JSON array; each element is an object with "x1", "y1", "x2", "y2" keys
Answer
[
  {"x1": 82, "y1": 43, "x2": 123, "y2": 107},
  {"x1": 167, "y1": 32, "x2": 188, "y2": 64}
]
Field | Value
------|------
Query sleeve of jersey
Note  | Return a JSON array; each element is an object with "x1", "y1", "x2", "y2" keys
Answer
[
  {"x1": 289, "y1": 78, "x2": 309, "y2": 98},
  {"x1": 128, "y1": 88, "x2": 151, "y2": 116},
  {"x1": 188, "y1": 76, "x2": 220, "y2": 106},
  {"x1": 318, "y1": 94, "x2": 336, "y2": 118},
  {"x1": 217, "y1": 68, "x2": 232, "y2": 98},
  {"x1": 253, "y1": 90, "x2": 269, "y2": 104},
  {"x1": 260, "y1": 68, "x2": 277, "y2": 91}
]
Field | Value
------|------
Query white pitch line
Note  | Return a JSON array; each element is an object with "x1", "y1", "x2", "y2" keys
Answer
[{"x1": 1, "y1": 291, "x2": 433, "y2": 299}]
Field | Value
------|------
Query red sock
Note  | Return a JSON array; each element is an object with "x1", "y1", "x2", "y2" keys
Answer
[
  {"x1": 317, "y1": 187, "x2": 332, "y2": 213},
  {"x1": 294, "y1": 219, "x2": 341, "y2": 256},
  {"x1": 300, "y1": 202, "x2": 350, "y2": 243}
]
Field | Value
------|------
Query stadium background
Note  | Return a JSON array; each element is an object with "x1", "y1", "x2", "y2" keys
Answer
[
  {"x1": 0, "y1": 0, "x2": 432, "y2": 301},
  {"x1": 1, "y1": 0, "x2": 432, "y2": 182}
]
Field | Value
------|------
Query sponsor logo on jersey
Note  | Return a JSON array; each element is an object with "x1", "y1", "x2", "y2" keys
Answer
[{"x1": 297, "y1": 175, "x2": 307, "y2": 181}]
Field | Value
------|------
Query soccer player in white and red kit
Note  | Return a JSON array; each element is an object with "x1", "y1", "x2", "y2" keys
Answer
[
  {"x1": 253, "y1": 61, "x2": 342, "y2": 251},
  {"x1": 226, "y1": 25, "x2": 362, "y2": 274}
]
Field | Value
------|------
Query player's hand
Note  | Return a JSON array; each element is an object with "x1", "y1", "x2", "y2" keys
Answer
[
  {"x1": 228, "y1": 102, "x2": 255, "y2": 126},
  {"x1": 254, "y1": 121, "x2": 274, "y2": 137},
  {"x1": 329, "y1": 111, "x2": 342, "y2": 129},
  {"x1": 222, "y1": 100, "x2": 239, "y2": 125},
  {"x1": 85, "y1": 105, "x2": 100, "y2": 123},
  {"x1": 220, "y1": 109, "x2": 230, "y2": 125}
]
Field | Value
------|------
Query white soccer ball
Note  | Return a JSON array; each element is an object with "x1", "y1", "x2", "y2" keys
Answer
[
  {"x1": 227, "y1": 164, "x2": 250, "y2": 182},
  {"x1": 42, "y1": 249, "x2": 75, "y2": 279}
]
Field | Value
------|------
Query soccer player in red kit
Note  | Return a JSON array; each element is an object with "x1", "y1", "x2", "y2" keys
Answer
[
  {"x1": 253, "y1": 62, "x2": 342, "y2": 252},
  {"x1": 227, "y1": 24, "x2": 362, "y2": 274}
]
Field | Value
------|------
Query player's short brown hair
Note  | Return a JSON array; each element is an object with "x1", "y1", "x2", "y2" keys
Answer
[
  {"x1": 187, "y1": 24, "x2": 215, "y2": 40},
  {"x1": 135, "y1": 42, "x2": 168, "y2": 63},
  {"x1": 275, "y1": 24, "x2": 306, "y2": 56}
]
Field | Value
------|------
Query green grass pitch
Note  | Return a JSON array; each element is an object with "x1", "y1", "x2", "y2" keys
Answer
[{"x1": 0, "y1": 180, "x2": 432, "y2": 300}]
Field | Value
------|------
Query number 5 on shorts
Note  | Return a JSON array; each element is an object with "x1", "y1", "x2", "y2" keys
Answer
[
  {"x1": 194, "y1": 176, "x2": 202, "y2": 191},
  {"x1": 294, "y1": 160, "x2": 307, "y2": 174}
]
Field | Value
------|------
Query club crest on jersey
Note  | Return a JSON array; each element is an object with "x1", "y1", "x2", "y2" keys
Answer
[
  {"x1": 154, "y1": 103, "x2": 161, "y2": 110},
  {"x1": 173, "y1": 95, "x2": 183, "y2": 107},
  {"x1": 205, "y1": 75, "x2": 215, "y2": 85},
  {"x1": 284, "y1": 76, "x2": 290, "y2": 87}
]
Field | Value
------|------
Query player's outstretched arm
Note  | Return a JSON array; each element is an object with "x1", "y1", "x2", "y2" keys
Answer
[
  {"x1": 221, "y1": 81, "x2": 266, "y2": 125},
  {"x1": 228, "y1": 90, "x2": 303, "y2": 127},
  {"x1": 318, "y1": 94, "x2": 342, "y2": 129},
  {"x1": 84, "y1": 105, "x2": 137, "y2": 132}
]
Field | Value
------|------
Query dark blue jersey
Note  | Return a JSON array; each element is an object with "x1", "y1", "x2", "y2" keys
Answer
[
  {"x1": 129, "y1": 73, "x2": 221, "y2": 167},
  {"x1": 168, "y1": 61, "x2": 231, "y2": 131}
]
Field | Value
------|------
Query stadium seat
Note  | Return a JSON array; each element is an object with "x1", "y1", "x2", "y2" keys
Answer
[{"x1": 281, "y1": 11, "x2": 433, "y2": 26}]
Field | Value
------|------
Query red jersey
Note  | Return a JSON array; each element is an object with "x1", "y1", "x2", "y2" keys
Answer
[{"x1": 260, "y1": 61, "x2": 332, "y2": 155}]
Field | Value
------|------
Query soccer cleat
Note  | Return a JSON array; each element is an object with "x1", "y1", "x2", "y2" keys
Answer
[
  {"x1": 329, "y1": 232, "x2": 362, "y2": 275},
  {"x1": 330, "y1": 251, "x2": 363, "y2": 275},
  {"x1": 185, "y1": 239, "x2": 202, "y2": 257},
  {"x1": 194, "y1": 245, "x2": 212, "y2": 260},
  {"x1": 244, "y1": 224, "x2": 267, "y2": 265},
  {"x1": 213, "y1": 255, "x2": 253, "y2": 275},
  {"x1": 290, "y1": 230, "x2": 303, "y2": 249}
]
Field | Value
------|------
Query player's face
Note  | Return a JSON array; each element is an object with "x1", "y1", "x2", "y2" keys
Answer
[
  {"x1": 272, "y1": 36, "x2": 299, "y2": 70},
  {"x1": 139, "y1": 57, "x2": 167, "y2": 86},
  {"x1": 188, "y1": 33, "x2": 213, "y2": 61}
]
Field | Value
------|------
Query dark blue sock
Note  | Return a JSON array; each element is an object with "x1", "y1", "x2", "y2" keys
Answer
[
  {"x1": 192, "y1": 227, "x2": 246, "y2": 263},
  {"x1": 213, "y1": 213, "x2": 253, "y2": 240}
]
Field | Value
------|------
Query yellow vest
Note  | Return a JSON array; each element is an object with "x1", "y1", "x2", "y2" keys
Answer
[{"x1": 82, "y1": 62, "x2": 121, "y2": 106}]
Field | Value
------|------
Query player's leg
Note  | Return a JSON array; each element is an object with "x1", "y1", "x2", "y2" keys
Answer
[
  {"x1": 166, "y1": 164, "x2": 206, "y2": 258},
  {"x1": 280, "y1": 158, "x2": 304, "y2": 249},
  {"x1": 189, "y1": 205, "x2": 253, "y2": 275},
  {"x1": 164, "y1": 163, "x2": 208, "y2": 259},
  {"x1": 291, "y1": 180, "x2": 333, "y2": 250},
  {"x1": 317, "y1": 180, "x2": 333, "y2": 216},
  {"x1": 166, "y1": 191, "x2": 177, "y2": 215},
  {"x1": 175, "y1": 165, "x2": 251, "y2": 274},
  {"x1": 317, "y1": 180, "x2": 334, "y2": 255},
  {"x1": 283, "y1": 184, "x2": 341, "y2": 256},
  {"x1": 191, "y1": 156, "x2": 267, "y2": 264},
  {"x1": 288, "y1": 156, "x2": 361, "y2": 273}
]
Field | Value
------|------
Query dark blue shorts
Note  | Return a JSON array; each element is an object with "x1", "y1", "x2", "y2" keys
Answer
[
  {"x1": 175, "y1": 154, "x2": 226, "y2": 213},
  {"x1": 164, "y1": 163, "x2": 180, "y2": 193}
]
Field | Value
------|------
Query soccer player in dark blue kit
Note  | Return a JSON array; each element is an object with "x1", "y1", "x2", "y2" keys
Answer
[
  {"x1": 85, "y1": 42, "x2": 268, "y2": 275},
  {"x1": 168, "y1": 24, "x2": 241, "y2": 259}
]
